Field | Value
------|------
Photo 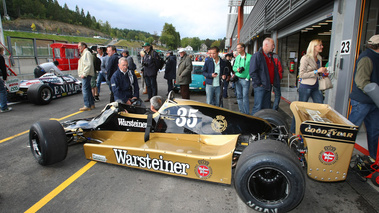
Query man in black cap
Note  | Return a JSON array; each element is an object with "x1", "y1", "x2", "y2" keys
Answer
[{"x1": 141, "y1": 42, "x2": 160, "y2": 102}]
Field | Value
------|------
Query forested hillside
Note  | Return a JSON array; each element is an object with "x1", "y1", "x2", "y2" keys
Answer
[{"x1": 0, "y1": 0, "x2": 155, "y2": 40}]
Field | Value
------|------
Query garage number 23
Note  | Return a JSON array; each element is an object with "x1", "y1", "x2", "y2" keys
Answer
[{"x1": 175, "y1": 108, "x2": 198, "y2": 128}]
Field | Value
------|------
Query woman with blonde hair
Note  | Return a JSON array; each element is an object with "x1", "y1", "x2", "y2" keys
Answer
[
  {"x1": 290, "y1": 39, "x2": 327, "y2": 133},
  {"x1": 298, "y1": 39, "x2": 327, "y2": 103}
]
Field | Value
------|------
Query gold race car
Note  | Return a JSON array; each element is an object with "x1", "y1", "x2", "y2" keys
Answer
[{"x1": 29, "y1": 92, "x2": 359, "y2": 212}]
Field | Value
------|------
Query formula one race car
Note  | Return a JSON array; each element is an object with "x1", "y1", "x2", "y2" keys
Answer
[
  {"x1": 29, "y1": 92, "x2": 359, "y2": 212},
  {"x1": 7, "y1": 69, "x2": 81, "y2": 105}
]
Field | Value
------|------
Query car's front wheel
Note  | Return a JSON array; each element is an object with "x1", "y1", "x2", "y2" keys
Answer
[
  {"x1": 29, "y1": 120, "x2": 67, "y2": 165},
  {"x1": 27, "y1": 84, "x2": 53, "y2": 105},
  {"x1": 234, "y1": 139, "x2": 305, "y2": 213}
]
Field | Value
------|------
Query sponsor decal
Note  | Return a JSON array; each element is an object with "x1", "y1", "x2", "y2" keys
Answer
[
  {"x1": 113, "y1": 148, "x2": 190, "y2": 175},
  {"x1": 92, "y1": 153, "x2": 107, "y2": 162},
  {"x1": 194, "y1": 159, "x2": 212, "y2": 179},
  {"x1": 211, "y1": 115, "x2": 227, "y2": 133},
  {"x1": 319, "y1": 145, "x2": 338, "y2": 165},
  {"x1": 6, "y1": 78, "x2": 20, "y2": 93},
  {"x1": 246, "y1": 201, "x2": 278, "y2": 213},
  {"x1": 53, "y1": 84, "x2": 80, "y2": 95},
  {"x1": 118, "y1": 118, "x2": 147, "y2": 128},
  {"x1": 303, "y1": 127, "x2": 354, "y2": 138}
]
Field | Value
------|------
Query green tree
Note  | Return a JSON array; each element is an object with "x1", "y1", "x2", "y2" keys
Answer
[
  {"x1": 190, "y1": 37, "x2": 201, "y2": 51},
  {"x1": 181, "y1": 37, "x2": 192, "y2": 47},
  {"x1": 211, "y1": 40, "x2": 221, "y2": 49},
  {"x1": 160, "y1": 23, "x2": 180, "y2": 49},
  {"x1": 146, "y1": 36, "x2": 154, "y2": 44}
]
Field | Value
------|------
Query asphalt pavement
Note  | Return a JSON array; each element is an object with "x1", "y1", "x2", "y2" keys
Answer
[{"x1": 0, "y1": 71, "x2": 378, "y2": 213}]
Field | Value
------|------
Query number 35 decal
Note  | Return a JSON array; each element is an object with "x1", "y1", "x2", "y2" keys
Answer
[{"x1": 176, "y1": 108, "x2": 199, "y2": 128}]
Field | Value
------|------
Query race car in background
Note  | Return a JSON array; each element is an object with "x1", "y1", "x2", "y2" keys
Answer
[{"x1": 7, "y1": 69, "x2": 81, "y2": 105}]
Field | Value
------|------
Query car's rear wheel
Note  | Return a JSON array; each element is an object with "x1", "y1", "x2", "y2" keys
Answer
[
  {"x1": 27, "y1": 84, "x2": 53, "y2": 105},
  {"x1": 253, "y1": 109, "x2": 289, "y2": 130},
  {"x1": 29, "y1": 120, "x2": 67, "y2": 165},
  {"x1": 234, "y1": 139, "x2": 305, "y2": 213},
  {"x1": 372, "y1": 172, "x2": 379, "y2": 187}
]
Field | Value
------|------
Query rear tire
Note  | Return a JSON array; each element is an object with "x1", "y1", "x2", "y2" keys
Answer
[
  {"x1": 29, "y1": 120, "x2": 67, "y2": 165},
  {"x1": 27, "y1": 84, "x2": 53, "y2": 105},
  {"x1": 234, "y1": 139, "x2": 305, "y2": 213},
  {"x1": 372, "y1": 172, "x2": 379, "y2": 187},
  {"x1": 253, "y1": 109, "x2": 289, "y2": 130}
]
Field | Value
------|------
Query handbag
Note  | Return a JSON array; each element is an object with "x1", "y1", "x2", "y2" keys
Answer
[{"x1": 318, "y1": 75, "x2": 333, "y2": 90}]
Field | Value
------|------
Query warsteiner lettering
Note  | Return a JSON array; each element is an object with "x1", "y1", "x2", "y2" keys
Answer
[{"x1": 113, "y1": 148, "x2": 190, "y2": 175}]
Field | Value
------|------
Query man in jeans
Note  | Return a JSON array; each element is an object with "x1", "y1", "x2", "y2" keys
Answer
[
  {"x1": 203, "y1": 46, "x2": 227, "y2": 107},
  {"x1": 0, "y1": 46, "x2": 11, "y2": 113},
  {"x1": 77, "y1": 42, "x2": 95, "y2": 111},
  {"x1": 232, "y1": 43, "x2": 251, "y2": 114},
  {"x1": 348, "y1": 34, "x2": 379, "y2": 159},
  {"x1": 271, "y1": 53, "x2": 283, "y2": 111},
  {"x1": 250, "y1": 38, "x2": 280, "y2": 115}
]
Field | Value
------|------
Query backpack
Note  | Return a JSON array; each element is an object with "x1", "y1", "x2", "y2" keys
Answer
[
  {"x1": 157, "y1": 55, "x2": 165, "y2": 70},
  {"x1": 92, "y1": 53, "x2": 101, "y2": 72}
]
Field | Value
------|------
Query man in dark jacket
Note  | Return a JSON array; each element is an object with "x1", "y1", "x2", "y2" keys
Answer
[
  {"x1": 348, "y1": 34, "x2": 379, "y2": 159},
  {"x1": 142, "y1": 42, "x2": 160, "y2": 102},
  {"x1": 250, "y1": 37, "x2": 280, "y2": 115},
  {"x1": 106, "y1": 45, "x2": 120, "y2": 102},
  {"x1": 202, "y1": 46, "x2": 227, "y2": 107},
  {"x1": 111, "y1": 57, "x2": 139, "y2": 104},
  {"x1": 164, "y1": 51, "x2": 176, "y2": 95},
  {"x1": 0, "y1": 46, "x2": 11, "y2": 112}
]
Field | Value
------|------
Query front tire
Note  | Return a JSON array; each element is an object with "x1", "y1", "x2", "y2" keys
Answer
[
  {"x1": 29, "y1": 120, "x2": 67, "y2": 165},
  {"x1": 234, "y1": 139, "x2": 305, "y2": 213},
  {"x1": 372, "y1": 172, "x2": 379, "y2": 187},
  {"x1": 27, "y1": 84, "x2": 53, "y2": 105}
]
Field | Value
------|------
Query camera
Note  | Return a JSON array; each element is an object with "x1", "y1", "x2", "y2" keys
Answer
[{"x1": 238, "y1": 67, "x2": 245, "y2": 73}]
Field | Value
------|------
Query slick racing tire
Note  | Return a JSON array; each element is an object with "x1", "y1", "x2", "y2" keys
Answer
[
  {"x1": 372, "y1": 172, "x2": 379, "y2": 187},
  {"x1": 234, "y1": 139, "x2": 305, "y2": 213},
  {"x1": 253, "y1": 109, "x2": 289, "y2": 130},
  {"x1": 29, "y1": 120, "x2": 67, "y2": 165},
  {"x1": 27, "y1": 84, "x2": 53, "y2": 105}
]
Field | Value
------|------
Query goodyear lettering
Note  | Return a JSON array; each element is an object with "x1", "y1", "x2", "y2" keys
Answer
[
  {"x1": 113, "y1": 148, "x2": 190, "y2": 175},
  {"x1": 304, "y1": 128, "x2": 354, "y2": 138},
  {"x1": 118, "y1": 118, "x2": 147, "y2": 128},
  {"x1": 246, "y1": 201, "x2": 278, "y2": 213}
]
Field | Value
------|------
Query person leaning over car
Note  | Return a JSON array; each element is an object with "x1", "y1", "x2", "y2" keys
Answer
[
  {"x1": 176, "y1": 48, "x2": 193, "y2": 99},
  {"x1": 111, "y1": 57, "x2": 139, "y2": 105},
  {"x1": 34, "y1": 61, "x2": 60, "y2": 78},
  {"x1": 77, "y1": 42, "x2": 95, "y2": 111}
]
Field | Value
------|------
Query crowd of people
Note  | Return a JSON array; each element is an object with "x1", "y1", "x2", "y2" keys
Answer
[{"x1": 1, "y1": 36, "x2": 378, "y2": 159}]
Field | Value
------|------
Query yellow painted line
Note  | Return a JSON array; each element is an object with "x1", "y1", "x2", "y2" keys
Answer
[
  {"x1": 0, "y1": 130, "x2": 29, "y2": 144},
  {"x1": 0, "y1": 111, "x2": 83, "y2": 144},
  {"x1": 50, "y1": 111, "x2": 83, "y2": 121},
  {"x1": 25, "y1": 161, "x2": 97, "y2": 213}
]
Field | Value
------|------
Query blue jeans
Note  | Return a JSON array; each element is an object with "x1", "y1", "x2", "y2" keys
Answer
[
  {"x1": 0, "y1": 78, "x2": 8, "y2": 110},
  {"x1": 206, "y1": 84, "x2": 221, "y2": 106},
  {"x1": 235, "y1": 78, "x2": 250, "y2": 114},
  {"x1": 96, "y1": 72, "x2": 107, "y2": 94},
  {"x1": 290, "y1": 87, "x2": 324, "y2": 133},
  {"x1": 82, "y1": 76, "x2": 94, "y2": 107},
  {"x1": 145, "y1": 75, "x2": 157, "y2": 99},
  {"x1": 251, "y1": 86, "x2": 271, "y2": 115},
  {"x1": 272, "y1": 85, "x2": 281, "y2": 110},
  {"x1": 349, "y1": 99, "x2": 379, "y2": 159}
]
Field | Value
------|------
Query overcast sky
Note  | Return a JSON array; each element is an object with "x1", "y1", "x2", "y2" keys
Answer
[{"x1": 59, "y1": 0, "x2": 229, "y2": 40}]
